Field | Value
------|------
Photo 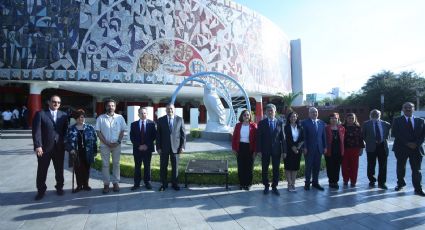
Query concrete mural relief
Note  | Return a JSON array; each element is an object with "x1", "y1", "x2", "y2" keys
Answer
[{"x1": 0, "y1": 0, "x2": 292, "y2": 94}]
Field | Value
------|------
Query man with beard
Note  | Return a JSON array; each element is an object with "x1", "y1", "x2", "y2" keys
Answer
[{"x1": 95, "y1": 98, "x2": 127, "y2": 194}]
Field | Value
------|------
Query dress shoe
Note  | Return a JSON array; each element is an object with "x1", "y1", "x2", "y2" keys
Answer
[
  {"x1": 304, "y1": 184, "x2": 310, "y2": 191},
  {"x1": 83, "y1": 186, "x2": 92, "y2": 191},
  {"x1": 158, "y1": 185, "x2": 166, "y2": 191},
  {"x1": 56, "y1": 189, "x2": 64, "y2": 196},
  {"x1": 73, "y1": 186, "x2": 82, "y2": 193},
  {"x1": 350, "y1": 183, "x2": 356, "y2": 188},
  {"x1": 240, "y1": 186, "x2": 244, "y2": 190},
  {"x1": 343, "y1": 182, "x2": 348, "y2": 186},
  {"x1": 414, "y1": 190, "x2": 425, "y2": 197},
  {"x1": 271, "y1": 187, "x2": 280, "y2": 196},
  {"x1": 395, "y1": 185, "x2": 404, "y2": 191},
  {"x1": 130, "y1": 185, "x2": 141, "y2": 191},
  {"x1": 34, "y1": 192, "x2": 45, "y2": 201},
  {"x1": 113, "y1": 183, "x2": 120, "y2": 192},
  {"x1": 312, "y1": 184, "x2": 324, "y2": 191},
  {"x1": 369, "y1": 182, "x2": 375, "y2": 188},
  {"x1": 145, "y1": 183, "x2": 152, "y2": 190},
  {"x1": 102, "y1": 185, "x2": 110, "y2": 194},
  {"x1": 263, "y1": 186, "x2": 270, "y2": 195},
  {"x1": 329, "y1": 183, "x2": 339, "y2": 189},
  {"x1": 172, "y1": 184, "x2": 181, "y2": 191},
  {"x1": 378, "y1": 184, "x2": 388, "y2": 190}
]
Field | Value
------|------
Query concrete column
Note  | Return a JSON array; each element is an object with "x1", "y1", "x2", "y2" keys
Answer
[
  {"x1": 28, "y1": 83, "x2": 56, "y2": 126},
  {"x1": 151, "y1": 97, "x2": 161, "y2": 121},
  {"x1": 254, "y1": 95, "x2": 263, "y2": 123},
  {"x1": 95, "y1": 96, "x2": 105, "y2": 118},
  {"x1": 291, "y1": 39, "x2": 304, "y2": 106}
]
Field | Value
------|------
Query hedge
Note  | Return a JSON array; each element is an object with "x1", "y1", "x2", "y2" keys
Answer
[{"x1": 92, "y1": 151, "x2": 326, "y2": 185}]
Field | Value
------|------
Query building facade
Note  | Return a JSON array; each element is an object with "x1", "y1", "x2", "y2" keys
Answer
[{"x1": 0, "y1": 0, "x2": 301, "y2": 124}]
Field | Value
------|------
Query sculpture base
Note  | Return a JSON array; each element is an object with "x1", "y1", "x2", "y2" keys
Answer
[{"x1": 200, "y1": 131, "x2": 231, "y2": 141}]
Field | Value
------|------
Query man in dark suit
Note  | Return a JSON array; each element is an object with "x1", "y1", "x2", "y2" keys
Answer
[
  {"x1": 392, "y1": 102, "x2": 425, "y2": 196},
  {"x1": 256, "y1": 104, "x2": 286, "y2": 195},
  {"x1": 156, "y1": 103, "x2": 186, "y2": 191},
  {"x1": 302, "y1": 107, "x2": 326, "y2": 191},
  {"x1": 32, "y1": 95, "x2": 69, "y2": 200},
  {"x1": 362, "y1": 109, "x2": 391, "y2": 189},
  {"x1": 130, "y1": 107, "x2": 156, "y2": 190}
]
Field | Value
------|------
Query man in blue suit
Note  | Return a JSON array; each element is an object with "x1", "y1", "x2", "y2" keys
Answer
[
  {"x1": 32, "y1": 95, "x2": 69, "y2": 200},
  {"x1": 256, "y1": 104, "x2": 286, "y2": 195},
  {"x1": 302, "y1": 107, "x2": 327, "y2": 191},
  {"x1": 130, "y1": 107, "x2": 156, "y2": 190},
  {"x1": 392, "y1": 102, "x2": 425, "y2": 196}
]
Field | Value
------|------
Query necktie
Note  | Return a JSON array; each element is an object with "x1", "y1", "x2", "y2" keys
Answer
[
  {"x1": 169, "y1": 117, "x2": 173, "y2": 131},
  {"x1": 375, "y1": 121, "x2": 382, "y2": 143},
  {"x1": 269, "y1": 120, "x2": 274, "y2": 131},
  {"x1": 407, "y1": 117, "x2": 414, "y2": 131},
  {"x1": 52, "y1": 111, "x2": 56, "y2": 122},
  {"x1": 313, "y1": 120, "x2": 318, "y2": 131},
  {"x1": 140, "y1": 120, "x2": 145, "y2": 144}
]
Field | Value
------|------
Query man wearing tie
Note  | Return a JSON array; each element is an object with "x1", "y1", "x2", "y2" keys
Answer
[
  {"x1": 256, "y1": 104, "x2": 286, "y2": 195},
  {"x1": 130, "y1": 107, "x2": 156, "y2": 190},
  {"x1": 392, "y1": 102, "x2": 425, "y2": 196},
  {"x1": 302, "y1": 107, "x2": 326, "y2": 191},
  {"x1": 156, "y1": 103, "x2": 186, "y2": 191},
  {"x1": 362, "y1": 109, "x2": 391, "y2": 189},
  {"x1": 32, "y1": 95, "x2": 69, "y2": 200}
]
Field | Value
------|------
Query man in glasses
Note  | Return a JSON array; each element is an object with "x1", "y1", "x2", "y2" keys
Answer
[{"x1": 32, "y1": 95, "x2": 69, "y2": 200}]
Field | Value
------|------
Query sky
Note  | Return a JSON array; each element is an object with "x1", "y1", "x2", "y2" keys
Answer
[{"x1": 233, "y1": 0, "x2": 425, "y2": 95}]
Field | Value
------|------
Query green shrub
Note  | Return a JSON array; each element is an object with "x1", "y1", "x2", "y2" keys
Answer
[
  {"x1": 190, "y1": 128, "x2": 202, "y2": 138},
  {"x1": 92, "y1": 151, "x2": 326, "y2": 185}
]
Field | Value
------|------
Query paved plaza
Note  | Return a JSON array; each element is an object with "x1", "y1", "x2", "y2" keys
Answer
[{"x1": 1, "y1": 136, "x2": 425, "y2": 230}]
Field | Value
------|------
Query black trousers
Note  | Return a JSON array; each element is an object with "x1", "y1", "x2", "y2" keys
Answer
[
  {"x1": 75, "y1": 149, "x2": 90, "y2": 188},
  {"x1": 160, "y1": 151, "x2": 179, "y2": 186},
  {"x1": 261, "y1": 152, "x2": 281, "y2": 188},
  {"x1": 237, "y1": 143, "x2": 254, "y2": 187},
  {"x1": 36, "y1": 144, "x2": 64, "y2": 193},
  {"x1": 133, "y1": 151, "x2": 152, "y2": 186},
  {"x1": 325, "y1": 154, "x2": 341, "y2": 184},
  {"x1": 367, "y1": 143, "x2": 387, "y2": 185},
  {"x1": 395, "y1": 150, "x2": 423, "y2": 190}
]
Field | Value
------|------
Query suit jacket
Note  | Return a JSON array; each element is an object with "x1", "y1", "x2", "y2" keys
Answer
[
  {"x1": 156, "y1": 115, "x2": 186, "y2": 154},
  {"x1": 32, "y1": 109, "x2": 69, "y2": 153},
  {"x1": 284, "y1": 123, "x2": 304, "y2": 151},
  {"x1": 256, "y1": 118, "x2": 286, "y2": 155},
  {"x1": 392, "y1": 116, "x2": 425, "y2": 155},
  {"x1": 130, "y1": 119, "x2": 156, "y2": 153},
  {"x1": 362, "y1": 119, "x2": 391, "y2": 154},
  {"x1": 301, "y1": 119, "x2": 327, "y2": 154},
  {"x1": 325, "y1": 125, "x2": 345, "y2": 156},
  {"x1": 232, "y1": 122, "x2": 257, "y2": 152}
]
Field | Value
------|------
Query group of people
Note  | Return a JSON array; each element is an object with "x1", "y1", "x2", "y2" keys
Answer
[
  {"x1": 232, "y1": 102, "x2": 425, "y2": 197},
  {"x1": 1, "y1": 105, "x2": 29, "y2": 129},
  {"x1": 32, "y1": 95, "x2": 185, "y2": 200},
  {"x1": 30, "y1": 95, "x2": 424, "y2": 201}
]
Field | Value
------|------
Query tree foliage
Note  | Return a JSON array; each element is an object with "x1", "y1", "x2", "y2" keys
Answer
[
  {"x1": 276, "y1": 91, "x2": 303, "y2": 113},
  {"x1": 344, "y1": 70, "x2": 425, "y2": 121}
]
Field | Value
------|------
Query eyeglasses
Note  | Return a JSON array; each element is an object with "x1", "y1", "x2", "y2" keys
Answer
[{"x1": 51, "y1": 101, "x2": 61, "y2": 104}]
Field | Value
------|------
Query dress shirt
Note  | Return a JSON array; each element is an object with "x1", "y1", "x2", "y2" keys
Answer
[
  {"x1": 139, "y1": 119, "x2": 146, "y2": 132},
  {"x1": 291, "y1": 125, "x2": 299, "y2": 142},
  {"x1": 404, "y1": 115, "x2": 415, "y2": 129},
  {"x1": 95, "y1": 113, "x2": 127, "y2": 144},
  {"x1": 49, "y1": 109, "x2": 57, "y2": 122},
  {"x1": 373, "y1": 119, "x2": 383, "y2": 139}
]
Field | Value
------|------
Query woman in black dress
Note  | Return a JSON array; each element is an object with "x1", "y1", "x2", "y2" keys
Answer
[{"x1": 284, "y1": 112, "x2": 304, "y2": 192}]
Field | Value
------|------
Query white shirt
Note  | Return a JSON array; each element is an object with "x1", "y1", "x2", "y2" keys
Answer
[
  {"x1": 291, "y1": 125, "x2": 299, "y2": 142},
  {"x1": 2, "y1": 111, "x2": 12, "y2": 120},
  {"x1": 96, "y1": 113, "x2": 127, "y2": 144},
  {"x1": 240, "y1": 124, "x2": 250, "y2": 143},
  {"x1": 12, "y1": 109, "x2": 19, "y2": 119}
]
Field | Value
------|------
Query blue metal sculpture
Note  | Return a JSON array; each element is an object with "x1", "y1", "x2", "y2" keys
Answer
[{"x1": 171, "y1": 71, "x2": 251, "y2": 130}]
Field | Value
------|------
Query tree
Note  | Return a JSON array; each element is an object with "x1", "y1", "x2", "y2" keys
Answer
[
  {"x1": 276, "y1": 91, "x2": 303, "y2": 113},
  {"x1": 344, "y1": 70, "x2": 425, "y2": 121}
]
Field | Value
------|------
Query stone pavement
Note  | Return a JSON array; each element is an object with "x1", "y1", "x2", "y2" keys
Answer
[{"x1": 1, "y1": 138, "x2": 425, "y2": 230}]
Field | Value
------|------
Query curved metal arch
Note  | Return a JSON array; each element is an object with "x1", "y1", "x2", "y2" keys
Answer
[{"x1": 171, "y1": 71, "x2": 251, "y2": 127}]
